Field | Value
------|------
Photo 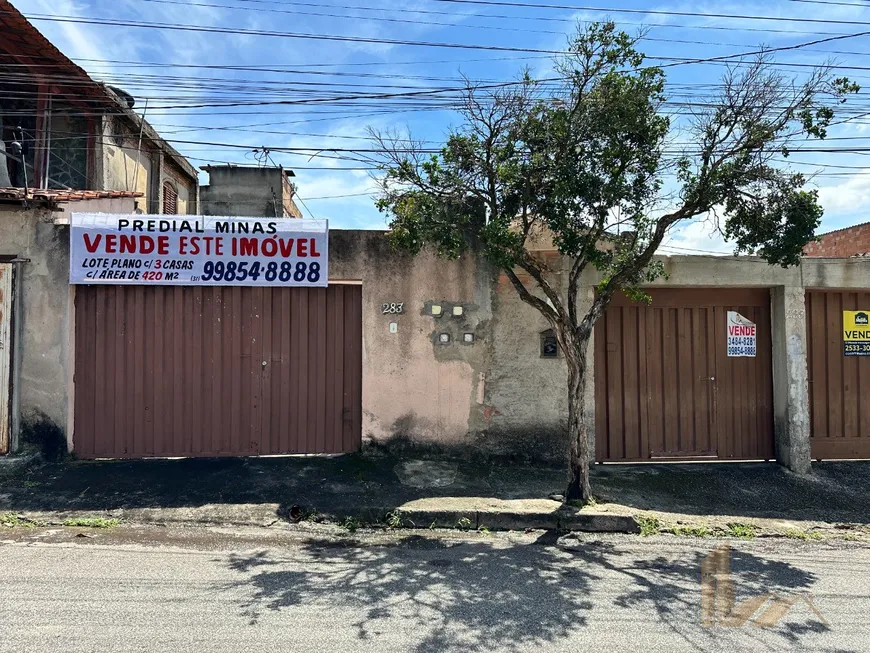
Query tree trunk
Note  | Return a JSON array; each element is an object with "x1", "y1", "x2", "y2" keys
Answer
[{"x1": 564, "y1": 339, "x2": 592, "y2": 503}]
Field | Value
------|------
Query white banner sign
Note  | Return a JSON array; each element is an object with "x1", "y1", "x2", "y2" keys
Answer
[
  {"x1": 70, "y1": 213, "x2": 328, "y2": 287},
  {"x1": 727, "y1": 311, "x2": 756, "y2": 357}
]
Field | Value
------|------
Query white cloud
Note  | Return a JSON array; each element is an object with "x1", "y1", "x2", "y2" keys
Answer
[
  {"x1": 816, "y1": 172, "x2": 870, "y2": 219},
  {"x1": 661, "y1": 218, "x2": 734, "y2": 255},
  {"x1": 15, "y1": 0, "x2": 117, "y2": 68}
]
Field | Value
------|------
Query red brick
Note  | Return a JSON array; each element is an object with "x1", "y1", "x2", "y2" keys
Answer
[{"x1": 804, "y1": 222, "x2": 870, "y2": 257}]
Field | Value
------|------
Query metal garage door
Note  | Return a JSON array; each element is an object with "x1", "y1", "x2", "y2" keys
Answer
[
  {"x1": 806, "y1": 290, "x2": 870, "y2": 459},
  {"x1": 73, "y1": 284, "x2": 362, "y2": 458},
  {"x1": 595, "y1": 289, "x2": 774, "y2": 462}
]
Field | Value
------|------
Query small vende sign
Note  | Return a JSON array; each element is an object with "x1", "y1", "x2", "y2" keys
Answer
[
  {"x1": 727, "y1": 311, "x2": 756, "y2": 358},
  {"x1": 843, "y1": 310, "x2": 870, "y2": 356},
  {"x1": 69, "y1": 213, "x2": 328, "y2": 287}
]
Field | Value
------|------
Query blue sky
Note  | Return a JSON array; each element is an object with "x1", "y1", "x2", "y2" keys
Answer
[{"x1": 13, "y1": 0, "x2": 870, "y2": 253}]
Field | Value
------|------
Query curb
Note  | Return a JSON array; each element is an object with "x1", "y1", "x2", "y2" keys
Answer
[
  {"x1": 7, "y1": 504, "x2": 640, "y2": 534},
  {"x1": 396, "y1": 508, "x2": 639, "y2": 533}
]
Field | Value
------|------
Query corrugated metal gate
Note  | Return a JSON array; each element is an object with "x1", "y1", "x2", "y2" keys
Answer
[
  {"x1": 806, "y1": 290, "x2": 870, "y2": 459},
  {"x1": 595, "y1": 289, "x2": 774, "y2": 462},
  {"x1": 73, "y1": 284, "x2": 362, "y2": 458}
]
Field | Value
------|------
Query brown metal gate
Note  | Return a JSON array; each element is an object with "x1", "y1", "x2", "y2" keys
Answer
[
  {"x1": 595, "y1": 289, "x2": 774, "y2": 461},
  {"x1": 73, "y1": 284, "x2": 362, "y2": 458},
  {"x1": 806, "y1": 290, "x2": 870, "y2": 459}
]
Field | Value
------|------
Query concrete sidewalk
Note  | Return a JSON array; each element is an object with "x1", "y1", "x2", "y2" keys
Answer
[{"x1": 1, "y1": 454, "x2": 869, "y2": 537}]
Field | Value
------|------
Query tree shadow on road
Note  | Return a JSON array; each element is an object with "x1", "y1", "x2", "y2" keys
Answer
[
  {"x1": 563, "y1": 540, "x2": 829, "y2": 649},
  {"x1": 218, "y1": 534, "x2": 831, "y2": 653},
  {"x1": 221, "y1": 534, "x2": 595, "y2": 651}
]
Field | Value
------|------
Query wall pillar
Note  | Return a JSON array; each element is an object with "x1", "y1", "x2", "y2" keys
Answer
[{"x1": 771, "y1": 285, "x2": 812, "y2": 473}]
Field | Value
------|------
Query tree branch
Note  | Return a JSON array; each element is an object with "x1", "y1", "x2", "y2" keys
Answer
[{"x1": 503, "y1": 266, "x2": 560, "y2": 324}]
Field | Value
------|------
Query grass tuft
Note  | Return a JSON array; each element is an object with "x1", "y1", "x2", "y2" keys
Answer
[
  {"x1": 1, "y1": 513, "x2": 44, "y2": 528},
  {"x1": 637, "y1": 515, "x2": 662, "y2": 537},
  {"x1": 455, "y1": 516, "x2": 473, "y2": 531},
  {"x1": 384, "y1": 511, "x2": 404, "y2": 529},
  {"x1": 782, "y1": 529, "x2": 824, "y2": 540},
  {"x1": 62, "y1": 517, "x2": 119, "y2": 529},
  {"x1": 726, "y1": 522, "x2": 758, "y2": 539},
  {"x1": 340, "y1": 516, "x2": 361, "y2": 533},
  {"x1": 568, "y1": 495, "x2": 600, "y2": 509},
  {"x1": 668, "y1": 524, "x2": 713, "y2": 537}
]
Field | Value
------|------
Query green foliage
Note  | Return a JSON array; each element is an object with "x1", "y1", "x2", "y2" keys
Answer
[
  {"x1": 782, "y1": 528, "x2": 824, "y2": 540},
  {"x1": 724, "y1": 184, "x2": 824, "y2": 267},
  {"x1": 637, "y1": 515, "x2": 662, "y2": 536},
  {"x1": 340, "y1": 516, "x2": 362, "y2": 533},
  {"x1": 668, "y1": 524, "x2": 713, "y2": 537},
  {"x1": 385, "y1": 511, "x2": 404, "y2": 529},
  {"x1": 373, "y1": 22, "x2": 856, "y2": 296},
  {"x1": 302, "y1": 509, "x2": 324, "y2": 523},
  {"x1": 726, "y1": 523, "x2": 758, "y2": 539},
  {"x1": 455, "y1": 516, "x2": 473, "y2": 531},
  {"x1": 63, "y1": 517, "x2": 119, "y2": 529},
  {"x1": 1, "y1": 513, "x2": 44, "y2": 528},
  {"x1": 376, "y1": 22, "x2": 673, "y2": 291},
  {"x1": 568, "y1": 495, "x2": 600, "y2": 509}
]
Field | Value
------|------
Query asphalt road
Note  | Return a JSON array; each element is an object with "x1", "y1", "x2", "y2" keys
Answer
[{"x1": 0, "y1": 525, "x2": 867, "y2": 653}]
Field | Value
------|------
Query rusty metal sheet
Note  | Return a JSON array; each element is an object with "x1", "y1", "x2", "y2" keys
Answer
[
  {"x1": 74, "y1": 284, "x2": 362, "y2": 458},
  {"x1": 806, "y1": 290, "x2": 870, "y2": 459},
  {"x1": 595, "y1": 288, "x2": 774, "y2": 462},
  {"x1": 0, "y1": 264, "x2": 12, "y2": 455}
]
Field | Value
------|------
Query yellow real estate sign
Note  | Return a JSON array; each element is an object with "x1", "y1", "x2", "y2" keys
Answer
[{"x1": 843, "y1": 310, "x2": 870, "y2": 356}]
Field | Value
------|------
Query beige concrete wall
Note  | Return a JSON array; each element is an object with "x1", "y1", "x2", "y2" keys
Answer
[
  {"x1": 483, "y1": 263, "x2": 570, "y2": 461},
  {"x1": 578, "y1": 254, "x2": 802, "y2": 287},
  {"x1": 0, "y1": 199, "x2": 136, "y2": 444},
  {"x1": 200, "y1": 167, "x2": 287, "y2": 217},
  {"x1": 0, "y1": 206, "x2": 69, "y2": 434},
  {"x1": 99, "y1": 116, "x2": 197, "y2": 215},
  {"x1": 329, "y1": 231, "x2": 492, "y2": 453},
  {"x1": 101, "y1": 121, "x2": 152, "y2": 200}
]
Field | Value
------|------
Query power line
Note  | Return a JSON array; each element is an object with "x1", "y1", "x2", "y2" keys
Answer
[
  {"x1": 133, "y1": 0, "x2": 870, "y2": 37},
  {"x1": 130, "y1": 0, "x2": 870, "y2": 37},
  {"x1": 430, "y1": 0, "x2": 870, "y2": 28},
  {"x1": 16, "y1": 9, "x2": 870, "y2": 59},
  {"x1": 302, "y1": 191, "x2": 376, "y2": 200},
  {"x1": 293, "y1": 192, "x2": 317, "y2": 218},
  {"x1": 12, "y1": 11, "x2": 569, "y2": 54},
  {"x1": 134, "y1": 0, "x2": 562, "y2": 36}
]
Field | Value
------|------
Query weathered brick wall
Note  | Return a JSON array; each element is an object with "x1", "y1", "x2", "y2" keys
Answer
[{"x1": 804, "y1": 222, "x2": 870, "y2": 257}]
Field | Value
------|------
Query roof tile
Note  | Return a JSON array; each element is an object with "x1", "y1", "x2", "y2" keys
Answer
[{"x1": 0, "y1": 187, "x2": 143, "y2": 203}]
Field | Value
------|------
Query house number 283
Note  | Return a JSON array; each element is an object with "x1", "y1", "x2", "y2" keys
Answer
[{"x1": 382, "y1": 302, "x2": 405, "y2": 314}]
